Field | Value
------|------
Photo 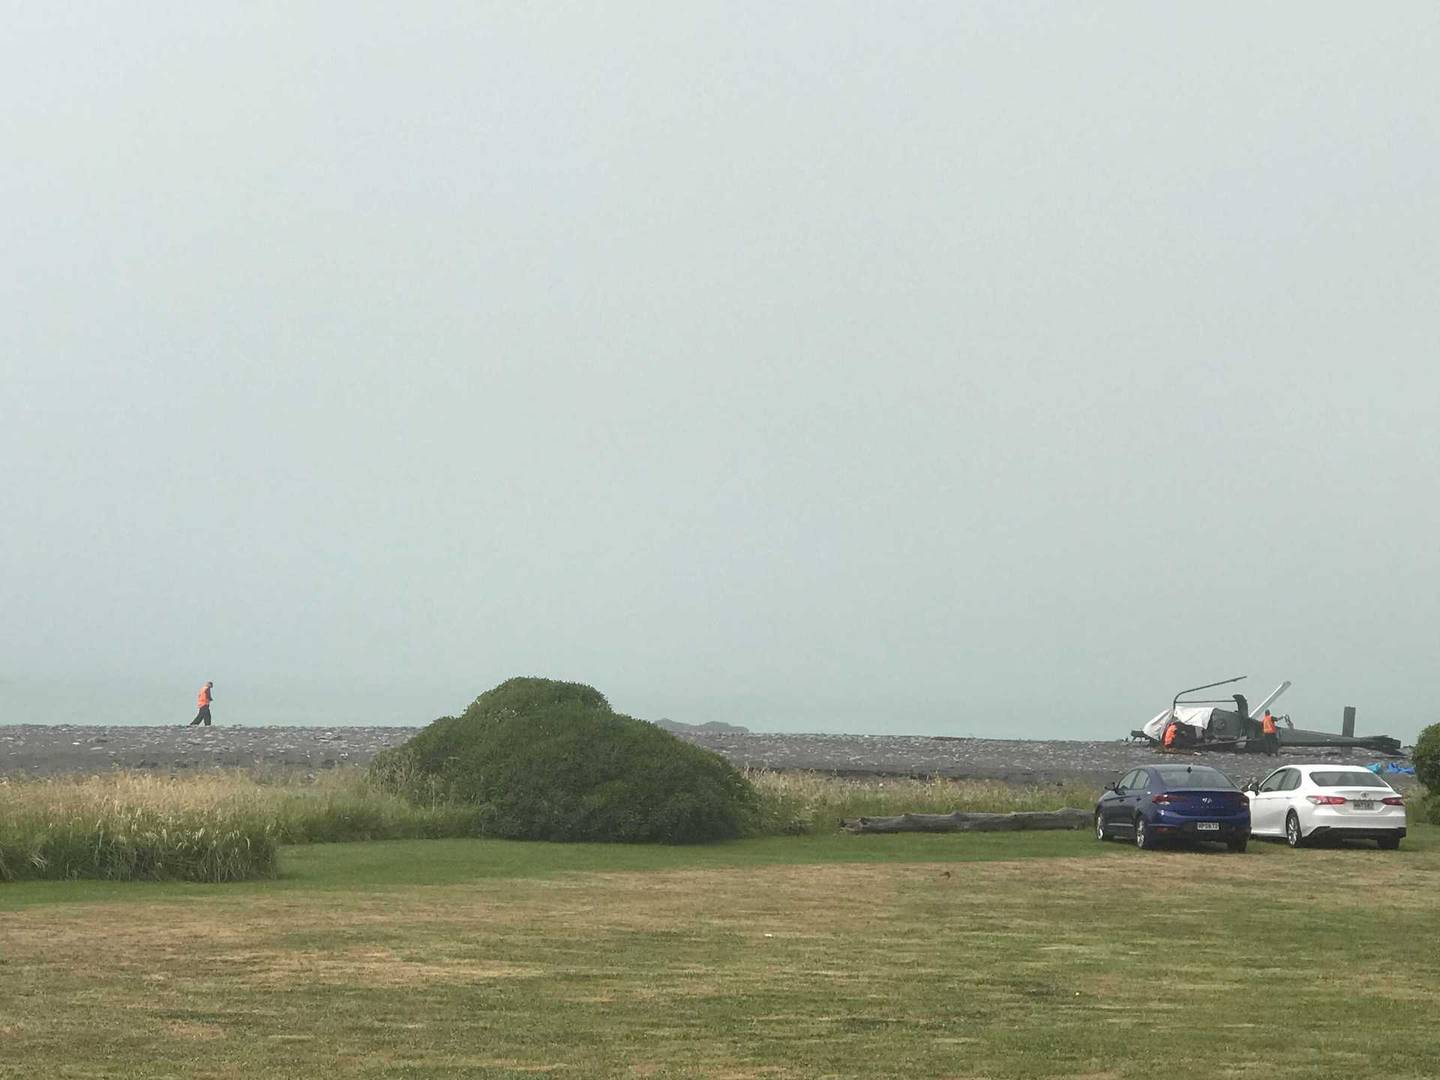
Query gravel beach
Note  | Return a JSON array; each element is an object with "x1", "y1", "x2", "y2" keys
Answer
[{"x1": 0, "y1": 724, "x2": 1402, "y2": 787}]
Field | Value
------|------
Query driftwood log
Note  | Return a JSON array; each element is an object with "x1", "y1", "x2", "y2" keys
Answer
[{"x1": 841, "y1": 808, "x2": 1092, "y2": 834}]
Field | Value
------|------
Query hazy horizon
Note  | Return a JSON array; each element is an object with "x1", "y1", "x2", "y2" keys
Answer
[{"x1": 4, "y1": 5, "x2": 1437, "y2": 745}]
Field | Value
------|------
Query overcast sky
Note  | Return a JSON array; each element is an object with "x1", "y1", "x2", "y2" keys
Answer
[{"x1": 3, "y1": 3, "x2": 1437, "y2": 739}]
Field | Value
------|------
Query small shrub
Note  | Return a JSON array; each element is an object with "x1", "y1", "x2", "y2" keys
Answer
[
  {"x1": 1412, "y1": 723, "x2": 1440, "y2": 791},
  {"x1": 370, "y1": 677, "x2": 758, "y2": 843},
  {"x1": 1413, "y1": 723, "x2": 1440, "y2": 824}
]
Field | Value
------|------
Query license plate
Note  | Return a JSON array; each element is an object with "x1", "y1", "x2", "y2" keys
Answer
[
  {"x1": 1352, "y1": 800, "x2": 1375, "y2": 810},
  {"x1": 1196, "y1": 822, "x2": 1220, "y2": 831}
]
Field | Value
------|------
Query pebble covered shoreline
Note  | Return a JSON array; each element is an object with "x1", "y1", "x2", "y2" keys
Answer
[{"x1": 0, "y1": 724, "x2": 1400, "y2": 786}]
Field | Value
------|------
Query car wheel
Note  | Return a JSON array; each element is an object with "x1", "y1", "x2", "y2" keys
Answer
[
  {"x1": 1227, "y1": 838, "x2": 1248, "y2": 853},
  {"x1": 1134, "y1": 817, "x2": 1154, "y2": 850},
  {"x1": 1095, "y1": 812, "x2": 1109, "y2": 842},
  {"x1": 1285, "y1": 811, "x2": 1303, "y2": 848},
  {"x1": 1377, "y1": 835, "x2": 1401, "y2": 851}
]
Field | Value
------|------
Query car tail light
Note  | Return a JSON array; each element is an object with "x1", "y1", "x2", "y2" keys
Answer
[
  {"x1": 1306, "y1": 795, "x2": 1347, "y2": 806},
  {"x1": 1151, "y1": 794, "x2": 1176, "y2": 804},
  {"x1": 1240, "y1": 795, "x2": 1249, "y2": 808},
  {"x1": 1382, "y1": 796, "x2": 1405, "y2": 806}
]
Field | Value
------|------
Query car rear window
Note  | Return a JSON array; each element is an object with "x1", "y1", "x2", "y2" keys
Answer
[
  {"x1": 1309, "y1": 771, "x2": 1393, "y2": 789},
  {"x1": 1154, "y1": 767, "x2": 1236, "y2": 789}
]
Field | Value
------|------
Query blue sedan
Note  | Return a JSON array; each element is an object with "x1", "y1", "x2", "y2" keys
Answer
[{"x1": 1095, "y1": 764, "x2": 1251, "y2": 851}]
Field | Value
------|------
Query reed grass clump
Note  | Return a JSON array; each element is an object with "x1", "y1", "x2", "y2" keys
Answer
[
  {"x1": 0, "y1": 782, "x2": 277, "y2": 883},
  {"x1": 0, "y1": 770, "x2": 485, "y2": 883},
  {"x1": 0, "y1": 815, "x2": 273, "y2": 883}
]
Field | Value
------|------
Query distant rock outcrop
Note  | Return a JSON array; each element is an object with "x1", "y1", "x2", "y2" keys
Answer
[{"x1": 652, "y1": 717, "x2": 751, "y2": 735}]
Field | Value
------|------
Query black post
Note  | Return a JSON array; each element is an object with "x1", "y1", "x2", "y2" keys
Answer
[{"x1": 1342, "y1": 706, "x2": 1356, "y2": 738}]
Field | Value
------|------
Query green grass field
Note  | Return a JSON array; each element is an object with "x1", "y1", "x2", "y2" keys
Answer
[{"x1": 3, "y1": 825, "x2": 1436, "y2": 1079}]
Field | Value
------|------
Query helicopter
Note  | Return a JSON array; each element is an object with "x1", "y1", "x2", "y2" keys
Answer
[{"x1": 1131, "y1": 675, "x2": 1403, "y2": 756}]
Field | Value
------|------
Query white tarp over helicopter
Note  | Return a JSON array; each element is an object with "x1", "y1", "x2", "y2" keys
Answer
[{"x1": 1140, "y1": 680, "x2": 1292, "y2": 742}]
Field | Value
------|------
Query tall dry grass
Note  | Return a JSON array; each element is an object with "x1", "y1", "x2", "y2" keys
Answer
[
  {"x1": 0, "y1": 767, "x2": 1095, "y2": 882},
  {"x1": 0, "y1": 770, "x2": 485, "y2": 883},
  {"x1": 0, "y1": 773, "x2": 277, "y2": 882},
  {"x1": 747, "y1": 770, "x2": 1094, "y2": 834}
]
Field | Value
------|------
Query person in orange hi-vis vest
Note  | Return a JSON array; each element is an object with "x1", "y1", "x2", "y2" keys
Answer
[
  {"x1": 189, "y1": 681, "x2": 215, "y2": 727},
  {"x1": 1260, "y1": 709, "x2": 1279, "y2": 755},
  {"x1": 1162, "y1": 718, "x2": 1180, "y2": 749}
]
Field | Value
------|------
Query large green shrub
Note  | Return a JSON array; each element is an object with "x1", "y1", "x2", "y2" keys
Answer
[
  {"x1": 370, "y1": 677, "x2": 758, "y2": 844},
  {"x1": 1413, "y1": 722, "x2": 1440, "y2": 824}
]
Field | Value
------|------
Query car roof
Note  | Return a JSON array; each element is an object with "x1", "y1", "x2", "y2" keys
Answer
[
  {"x1": 1262, "y1": 764, "x2": 1394, "y2": 785},
  {"x1": 1148, "y1": 764, "x2": 1235, "y2": 785}
]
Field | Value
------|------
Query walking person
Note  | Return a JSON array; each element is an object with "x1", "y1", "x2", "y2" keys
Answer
[{"x1": 189, "y1": 681, "x2": 215, "y2": 726}]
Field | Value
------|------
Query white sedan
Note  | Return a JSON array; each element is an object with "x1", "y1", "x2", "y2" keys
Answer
[{"x1": 1245, "y1": 764, "x2": 1407, "y2": 849}]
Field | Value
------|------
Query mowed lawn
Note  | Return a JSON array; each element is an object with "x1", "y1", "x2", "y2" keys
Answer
[{"x1": 2, "y1": 827, "x2": 1438, "y2": 1079}]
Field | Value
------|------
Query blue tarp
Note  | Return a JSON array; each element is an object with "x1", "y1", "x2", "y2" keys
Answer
[{"x1": 1367, "y1": 761, "x2": 1415, "y2": 775}]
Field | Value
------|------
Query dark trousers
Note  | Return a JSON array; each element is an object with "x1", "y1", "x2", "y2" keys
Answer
[
  {"x1": 1263, "y1": 732, "x2": 1279, "y2": 755},
  {"x1": 189, "y1": 705, "x2": 212, "y2": 726}
]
